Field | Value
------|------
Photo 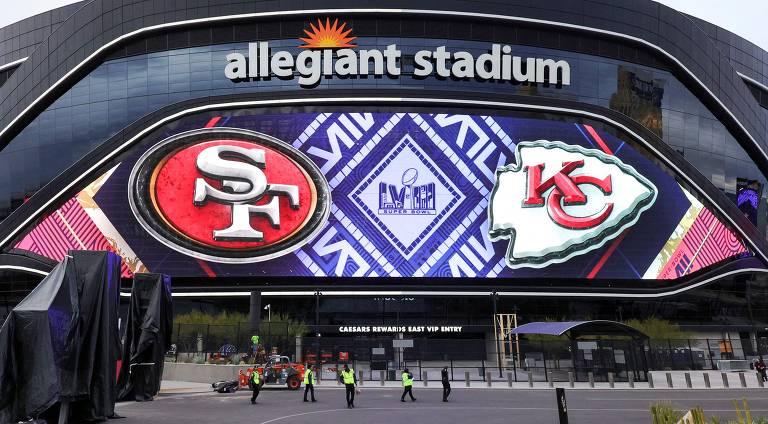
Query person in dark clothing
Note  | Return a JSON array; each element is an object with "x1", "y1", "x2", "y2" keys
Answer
[
  {"x1": 441, "y1": 367, "x2": 451, "y2": 402},
  {"x1": 401, "y1": 368, "x2": 416, "y2": 402},
  {"x1": 757, "y1": 357, "x2": 767, "y2": 382},
  {"x1": 340, "y1": 364, "x2": 357, "y2": 408},
  {"x1": 250, "y1": 369, "x2": 262, "y2": 404},
  {"x1": 303, "y1": 365, "x2": 317, "y2": 402}
]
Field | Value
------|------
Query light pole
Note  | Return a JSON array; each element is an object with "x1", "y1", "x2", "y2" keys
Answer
[{"x1": 264, "y1": 304, "x2": 271, "y2": 322}]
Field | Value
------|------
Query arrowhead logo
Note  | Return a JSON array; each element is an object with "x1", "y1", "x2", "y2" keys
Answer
[{"x1": 489, "y1": 140, "x2": 657, "y2": 269}]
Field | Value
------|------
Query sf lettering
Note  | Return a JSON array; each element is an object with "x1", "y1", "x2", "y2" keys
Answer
[
  {"x1": 523, "y1": 159, "x2": 613, "y2": 229},
  {"x1": 193, "y1": 145, "x2": 299, "y2": 241}
]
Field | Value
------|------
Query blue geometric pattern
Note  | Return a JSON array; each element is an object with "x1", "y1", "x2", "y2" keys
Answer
[
  {"x1": 290, "y1": 112, "x2": 516, "y2": 278},
  {"x1": 350, "y1": 134, "x2": 463, "y2": 258}
]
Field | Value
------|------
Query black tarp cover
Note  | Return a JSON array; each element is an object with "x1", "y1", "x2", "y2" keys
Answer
[
  {"x1": 0, "y1": 251, "x2": 121, "y2": 423},
  {"x1": 116, "y1": 273, "x2": 172, "y2": 402}
]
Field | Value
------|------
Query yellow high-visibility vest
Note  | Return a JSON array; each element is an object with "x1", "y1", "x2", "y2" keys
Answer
[
  {"x1": 402, "y1": 372, "x2": 413, "y2": 387},
  {"x1": 342, "y1": 369, "x2": 355, "y2": 384},
  {"x1": 304, "y1": 369, "x2": 316, "y2": 385}
]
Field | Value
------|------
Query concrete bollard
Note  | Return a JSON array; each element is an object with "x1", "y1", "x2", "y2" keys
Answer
[
  {"x1": 588, "y1": 372, "x2": 594, "y2": 388},
  {"x1": 528, "y1": 372, "x2": 534, "y2": 388},
  {"x1": 465, "y1": 371, "x2": 470, "y2": 387},
  {"x1": 628, "y1": 373, "x2": 634, "y2": 388},
  {"x1": 739, "y1": 372, "x2": 747, "y2": 388},
  {"x1": 359, "y1": 370, "x2": 364, "y2": 386},
  {"x1": 758, "y1": 373, "x2": 765, "y2": 388},
  {"x1": 337, "y1": 371, "x2": 342, "y2": 386},
  {"x1": 704, "y1": 373, "x2": 711, "y2": 388},
  {"x1": 423, "y1": 371, "x2": 428, "y2": 387},
  {"x1": 507, "y1": 372, "x2": 514, "y2": 388},
  {"x1": 568, "y1": 371, "x2": 574, "y2": 388},
  {"x1": 487, "y1": 372, "x2": 492, "y2": 387},
  {"x1": 380, "y1": 370, "x2": 385, "y2": 386},
  {"x1": 608, "y1": 372, "x2": 615, "y2": 388},
  {"x1": 548, "y1": 371, "x2": 554, "y2": 388},
  {"x1": 666, "y1": 372, "x2": 673, "y2": 388},
  {"x1": 685, "y1": 373, "x2": 692, "y2": 388},
  {"x1": 722, "y1": 372, "x2": 730, "y2": 388},
  {"x1": 648, "y1": 373, "x2": 654, "y2": 388}
]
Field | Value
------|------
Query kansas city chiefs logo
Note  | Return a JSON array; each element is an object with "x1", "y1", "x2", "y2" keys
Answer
[{"x1": 489, "y1": 140, "x2": 657, "y2": 269}]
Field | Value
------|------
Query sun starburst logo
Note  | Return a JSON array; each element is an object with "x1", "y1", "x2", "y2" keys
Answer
[{"x1": 299, "y1": 18, "x2": 357, "y2": 49}]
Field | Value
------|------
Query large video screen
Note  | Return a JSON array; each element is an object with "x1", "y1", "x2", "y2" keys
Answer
[{"x1": 14, "y1": 110, "x2": 750, "y2": 282}]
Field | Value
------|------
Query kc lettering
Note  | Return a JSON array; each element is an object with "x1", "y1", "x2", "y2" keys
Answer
[
  {"x1": 194, "y1": 145, "x2": 300, "y2": 241},
  {"x1": 523, "y1": 159, "x2": 614, "y2": 229},
  {"x1": 489, "y1": 140, "x2": 656, "y2": 269}
]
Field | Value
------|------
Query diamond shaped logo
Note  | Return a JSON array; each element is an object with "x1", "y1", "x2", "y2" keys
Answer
[{"x1": 351, "y1": 134, "x2": 464, "y2": 259}]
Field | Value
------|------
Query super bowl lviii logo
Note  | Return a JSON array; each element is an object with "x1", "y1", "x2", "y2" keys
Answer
[
  {"x1": 378, "y1": 168, "x2": 436, "y2": 215},
  {"x1": 129, "y1": 128, "x2": 330, "y2": 263},
  {"x1": 489, "y1": 140, "x2": 657, "y2": 268}
]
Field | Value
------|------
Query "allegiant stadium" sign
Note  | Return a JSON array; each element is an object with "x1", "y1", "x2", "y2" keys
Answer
[{"x1": 224, "y1": 18, "x2": 571, "y2": 88}]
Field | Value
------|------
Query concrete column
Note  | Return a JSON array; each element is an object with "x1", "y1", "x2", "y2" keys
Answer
[
  {"x1": 648, "y1": 373, "x2": 654, "y2": 388},
  {"x1": 548, "y1": 371, "x2": 554, "y2": 388},
  {"x1": 528, "y1": 372, "x2": 534, "y2": 388},
  {"x1": 739, "y1": 372, "x2": 747, "y2": 388},
  {"x1": 249, "y1": 291, "x2": 261, "y2": 334},
  {"x1": 685, "y1": 373, "x2": 692, "y2": 388},
  {"x1": 358, "y1": 370, "x2": 364, "y2": 386},
  {"x1": 465, "y1": 371, "x2": 470, "y2": 387},
  {"x1": 507, "y1": 372, "x2": 513, "y2": 387},
  {"x1": 486, "y1": 372, "x2": 492, "y2": 387},
  {"x1": 423, "y1": 371, "x2": 428, "y2": 387},
  {"x1": 704, "y1": 373, "x2": 711, "y2": 388},
  {"x1": 568, "y1": 372, "x2": 574, "y2": 388},
  {"x1": 666, "y1": 372, "x2": 673, "y2": 388},
  {"x1": 628, "y1": 373, "x2": 634, "y2": 388},
  {"x1": 588, "y1": 372, "x2": 594, "y2": 388},
  {"x1": 608, "y1": 372, "x2": 615, "y2": 388},
  {"x1": 380, "y1": 370, "x2": 385, "y2": 386},
  {"x1": 722, "y1": 372, "x2": 730, "y2": 388}
]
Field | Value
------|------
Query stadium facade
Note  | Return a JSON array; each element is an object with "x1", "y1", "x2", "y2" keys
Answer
[{"x1": 0, "y1": 0, "x2": 767, "y2": 356}]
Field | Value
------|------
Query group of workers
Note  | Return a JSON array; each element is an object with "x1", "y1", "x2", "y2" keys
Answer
[{"x1": 248, "y1": 364, "x2": 453, "y2": 406}]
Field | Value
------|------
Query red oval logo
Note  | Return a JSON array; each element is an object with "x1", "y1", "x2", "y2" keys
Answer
[{"x1": 129, "y1": 128, "x2": 330, "y2": 263}]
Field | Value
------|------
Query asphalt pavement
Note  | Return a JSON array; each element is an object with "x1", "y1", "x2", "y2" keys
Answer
[{"x1": 115, "y1": 386, "x2": 768, "y2": 423}]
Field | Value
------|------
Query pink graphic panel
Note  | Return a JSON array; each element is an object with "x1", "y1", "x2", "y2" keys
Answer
[
  {"x1": 656, "y1": 207, "x2": 748, "y2": 279},
  {"x1": 15, "y1": 198, "x2": 134, "y2": 277}
]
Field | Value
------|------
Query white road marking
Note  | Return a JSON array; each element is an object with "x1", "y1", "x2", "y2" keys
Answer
[{"x1": 258, "y1": 406, "x2": 652, "y2": 423}]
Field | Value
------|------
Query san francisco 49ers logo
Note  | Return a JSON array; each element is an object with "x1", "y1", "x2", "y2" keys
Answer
[
  {"x1": 129, "y1": 128, "x2": 330, "y2": 263},
  {"x1": 489, "y1": 140, "x2": 657, "y2": 269}
]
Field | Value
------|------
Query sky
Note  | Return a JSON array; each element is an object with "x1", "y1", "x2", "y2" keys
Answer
[{"x1": 0, "y1": 1, "x2": 765, "y2": 51}]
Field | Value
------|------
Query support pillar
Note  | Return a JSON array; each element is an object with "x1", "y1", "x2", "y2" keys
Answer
[{"x1": 249, "y1": 291, "x2": 262, "y2": 335}]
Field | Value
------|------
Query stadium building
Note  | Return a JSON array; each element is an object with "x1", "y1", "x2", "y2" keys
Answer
[{"x1": 0, "y1": 0, "x2": 767, "y2": 371}]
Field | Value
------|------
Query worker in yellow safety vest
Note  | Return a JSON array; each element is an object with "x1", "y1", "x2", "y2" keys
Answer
[
  {"x1": 250, "y1": 369, "x2": 262, "y2": 404},
  {"x1": 303, "y1": 365, "x2": 317, "y2": 402},
  {"x1": 401, "y1": 368, "x2": 416, "y2": 402},
  {"x1": 340, "y1": 364, "x2": 357, "y2": 408}
]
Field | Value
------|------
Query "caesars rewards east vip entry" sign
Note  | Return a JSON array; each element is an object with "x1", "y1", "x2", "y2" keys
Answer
[{"x1": 224, "y1": 18, "x2": 571, "y2": 87}]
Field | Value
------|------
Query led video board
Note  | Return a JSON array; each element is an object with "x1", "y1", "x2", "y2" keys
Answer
[{"x1": 14, "y1": 111, "x2": 749, "y2": 282}]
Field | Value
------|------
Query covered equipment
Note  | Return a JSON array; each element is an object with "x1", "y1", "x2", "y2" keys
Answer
[
  {"x1": 0, "y1": 251, "x2": 121, "y2": 422},
  {"x1": 116, "y1": 273, "x2": 172, "y2": 402}
]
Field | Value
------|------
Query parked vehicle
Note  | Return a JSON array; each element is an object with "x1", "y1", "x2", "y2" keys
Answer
[{"x1": 247, "y1": 355, "x2": 305, "y2": 390}]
